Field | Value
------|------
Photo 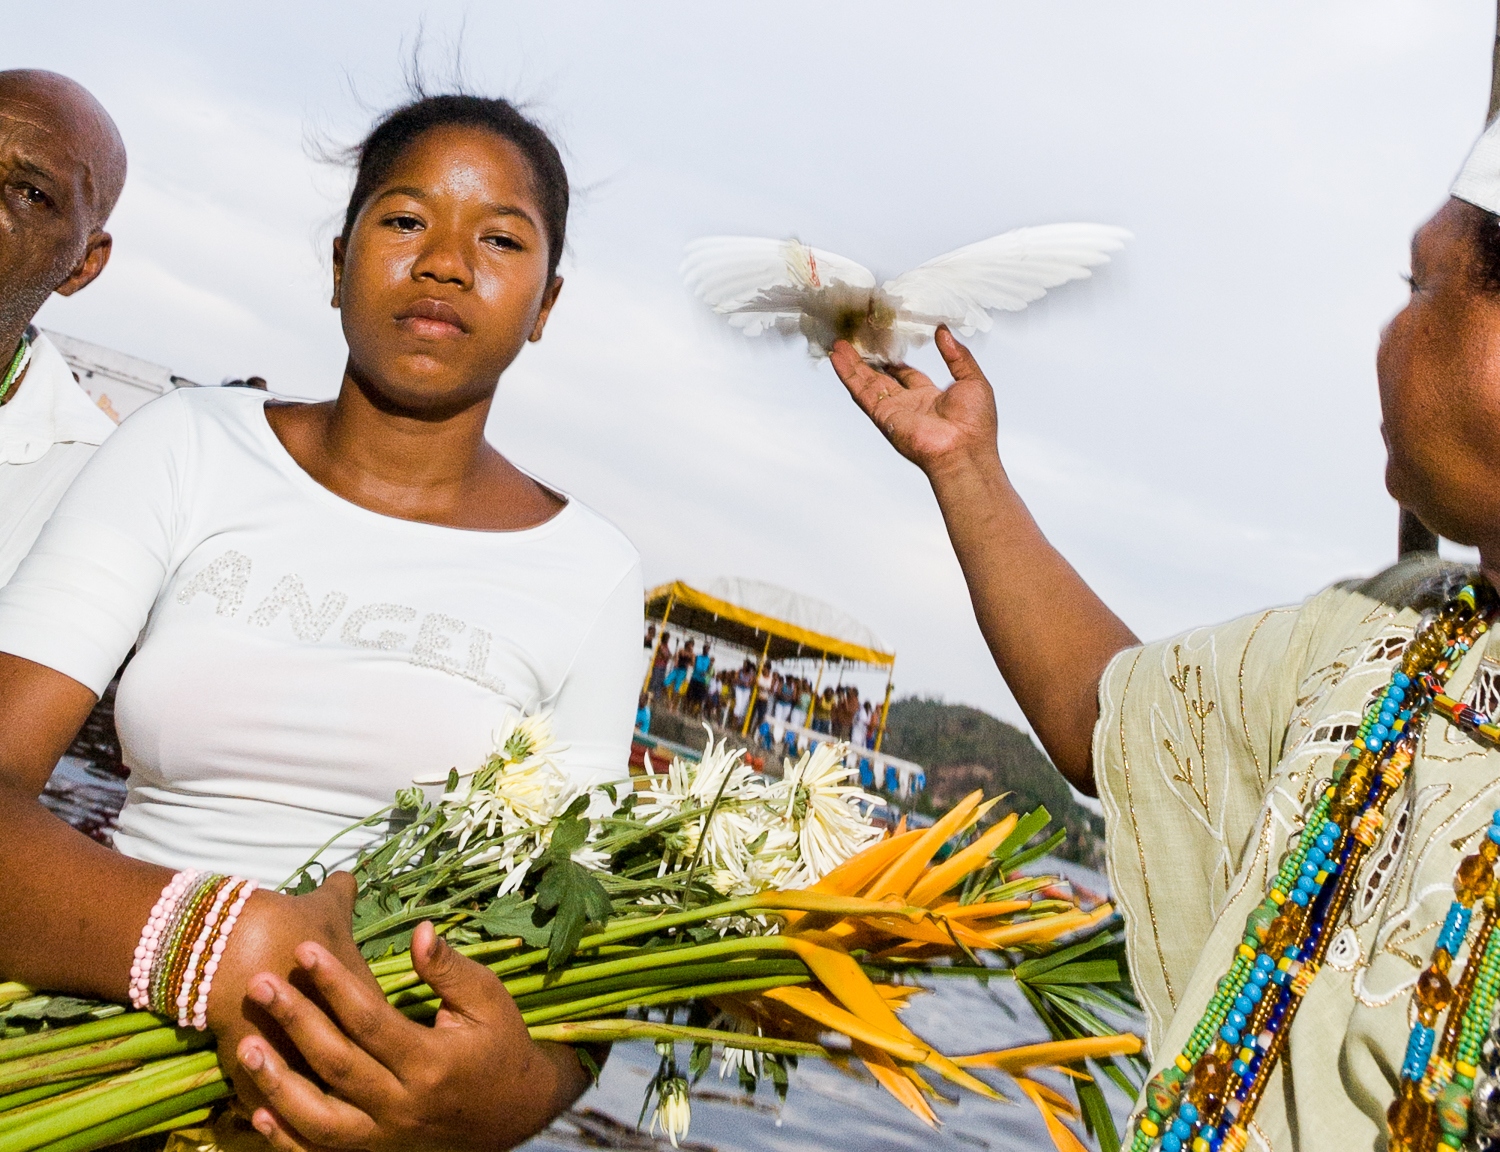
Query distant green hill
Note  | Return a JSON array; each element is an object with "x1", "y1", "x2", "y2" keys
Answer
[{"x1": 880, "y1": 696, "x2": 1105, "y2": 867}]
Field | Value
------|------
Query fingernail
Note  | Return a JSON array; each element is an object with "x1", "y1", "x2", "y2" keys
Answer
[
  {"x1": 248, "y1": 979, "x2": 275, "y2": 1006},
  {"x1": 252, "y1": 1111, "x2": 273, "y2": 1135},
  {"x1": 242, "y1": 1045, "x2": 264, "y2": 1071}
]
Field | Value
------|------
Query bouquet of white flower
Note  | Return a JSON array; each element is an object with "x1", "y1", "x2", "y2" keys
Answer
[{"x1": 0, "y1": 716, "x2": 1143, "y2": 1152}]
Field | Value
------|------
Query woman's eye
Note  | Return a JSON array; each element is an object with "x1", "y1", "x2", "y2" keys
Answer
[
  {"x1": 386, "y1": 214, "x2": 422, "y2": 231},
  {"x1": 1401, "y1": 272, "x2": 1418, "y2": 293},
  {"x1": 484, "y1": 235, "x2": 522, "y2": 251}
]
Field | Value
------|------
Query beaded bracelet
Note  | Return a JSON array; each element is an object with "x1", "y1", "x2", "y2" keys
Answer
[
  {"x1": 128, "y1": 870, "x2": 256, "y2": 1030},
  {"x1": 180, "y1": 877, "x2": 257, "y2": 1029},
  {"x1": 129, "y1": 870, "x2": 200, "y2": 1009}
]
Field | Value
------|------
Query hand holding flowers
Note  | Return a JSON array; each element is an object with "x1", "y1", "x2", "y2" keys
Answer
[{"x1": 0, "y1": 713, "x2": 1144, "y2": 1152}]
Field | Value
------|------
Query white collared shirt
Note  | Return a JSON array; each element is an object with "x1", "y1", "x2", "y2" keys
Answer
[{"x1": 0, "y1": 332, "x2": 117, "y2": 585}]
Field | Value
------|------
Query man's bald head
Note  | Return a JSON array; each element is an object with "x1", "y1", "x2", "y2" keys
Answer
[
  {"x1": 0, "y1": 70, "x2": 127, "y2": 352},
  {"x1": 0, "y1": 70, "x2": 126, "y2": 226}
]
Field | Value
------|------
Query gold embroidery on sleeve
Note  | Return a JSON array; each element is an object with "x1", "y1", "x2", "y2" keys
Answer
[
  {"x1": 1237, "y1": 610, "x2": 1276, "y2": 787},
  {"x1": 1165, "y1": 645, "x2": 1217, "y2": 814}
]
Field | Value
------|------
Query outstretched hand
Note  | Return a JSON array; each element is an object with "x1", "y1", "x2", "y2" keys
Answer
[
  {"x1": 829, "y1": 326, "x2": 1000, "y2": 477},
  {"x1": 229, "y1": 918, "x2": 586, "y2": 1152}
]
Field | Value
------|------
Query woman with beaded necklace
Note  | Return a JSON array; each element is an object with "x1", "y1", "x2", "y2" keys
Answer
[
  {"x1": 829, "y1": 117, "x2": 1500, "y2": 1149},
  {"x1": 0, "y1": 91, "x2": 643, "y2": 1151}
]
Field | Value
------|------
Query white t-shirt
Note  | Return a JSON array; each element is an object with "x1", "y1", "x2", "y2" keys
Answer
[
  {"x1": 0, "y1": 332, "x2": 117, "y2": 585},
  {"x1": 0, "y1": 388, "x2": 643, "y2": 886}
]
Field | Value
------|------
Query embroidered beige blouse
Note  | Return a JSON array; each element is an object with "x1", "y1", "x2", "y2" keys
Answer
[{"x1": 1095, "y1": 554, "x2": 1500, "y2": 1151}]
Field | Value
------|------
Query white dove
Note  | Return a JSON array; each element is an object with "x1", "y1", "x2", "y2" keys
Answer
[{"x1": 681, "y1": 223, "x2": 1130, "y2": 363}]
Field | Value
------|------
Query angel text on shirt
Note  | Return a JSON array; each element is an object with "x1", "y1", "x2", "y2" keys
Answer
[{"x1": 175, "y1": 549, "x2": 506, "y2": 695}]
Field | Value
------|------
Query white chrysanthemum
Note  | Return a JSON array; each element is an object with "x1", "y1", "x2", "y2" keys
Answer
[
  {"x1": 651, "y1": 1077, "x2": 692, "y2": 1147},
  {"x1": 765, "y1": 742, "x2": 882, "y2": 886},
  {"x1": 717, "y1": 1015, "x2": 765, "y2": 1080},
  {"x1": 407, "y1": 711, "x2": 583, "y2": 890},
  {"x1": 636, "y1": 733, "x2": 881, "y2": 898},
  {"x1": 640, "y1": 733, "x2": 777, "y2": 895}
]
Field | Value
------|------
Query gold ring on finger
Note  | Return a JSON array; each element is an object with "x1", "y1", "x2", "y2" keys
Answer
[{"x1": 876, "y1": 390, "x2": 889, "y2": 401}]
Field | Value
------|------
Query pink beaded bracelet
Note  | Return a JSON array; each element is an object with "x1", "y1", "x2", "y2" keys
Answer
[
  {"x1": 129, "y1": 870, "x2": 199, "y2": 1010},
  {"x1": 187, "y1": 877, "x2": 257, "y2": 1030},
  {"x1": 176, "y1": 876, "x2": 240, "y2": 1027}
]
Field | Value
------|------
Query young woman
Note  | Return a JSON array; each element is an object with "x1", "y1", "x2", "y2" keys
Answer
[
  {"x1": 0, "y1": 93, "x2": 642, "y2": 1151},
  {"x1": 829, "y1": 116, "x2": 1500, "y2": 1151}
]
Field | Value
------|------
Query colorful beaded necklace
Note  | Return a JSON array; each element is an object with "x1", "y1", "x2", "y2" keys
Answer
[
  {"x1": 1387, "y1": 684, "x2": 1500, "y2": 1152},
  {"x1": 0, "y1": 333, "x2": 30, "y2": 406},
  {"x1": 1129, "y1": 583, "x2": 1496, "y2": 1152}
]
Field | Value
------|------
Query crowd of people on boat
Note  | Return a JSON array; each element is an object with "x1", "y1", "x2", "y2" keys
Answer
[{"x1": 640, "y1": 625, "x2": 882, "y2": 745}]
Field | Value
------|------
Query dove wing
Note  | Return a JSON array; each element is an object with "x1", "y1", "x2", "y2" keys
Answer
[
  {"x1": 681, "y1": 236, "x2": 876, "y2": 337},
  {"x1": 883, "y1": 223, "x2": 1131, "y2": 339}
]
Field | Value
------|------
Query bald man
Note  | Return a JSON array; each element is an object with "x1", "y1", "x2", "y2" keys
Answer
[{"x1": 0, "y1": 69, "x2": 124, "y2": 584}]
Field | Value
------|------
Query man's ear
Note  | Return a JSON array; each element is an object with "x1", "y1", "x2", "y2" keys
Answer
[
  {"x1": 527, "y1": 276, "x2": 564, "y2": 343},
  {"x1": 53, "y1": 232, "x2": 113, "y2": 298},
  {"x1": 331, "y1": 236, "x2": 346, "y2": 308}
]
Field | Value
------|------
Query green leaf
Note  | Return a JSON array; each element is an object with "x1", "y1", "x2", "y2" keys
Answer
[
  {"x1": 352, "y1": 891, "x2": 403, "y2": 936},
  {"x1": 535, "y1": 860, "x2": 613, "y2": 968},
  {"x1": 358, "y1": 926, "x2": 415, "y2": 961},
  {"x1": 473, "y1": 893, "x2": 552, "y2": 948},
  {"x1": 689, "y1": 1040, "x2": 712, "y2": 1082},
  {"x1": 1075, "y1": 1068, "x2": 1121, "y2": 1152},
  {"x1": 1013, "y1": 928, "x2": 1121, "y2": 981},
  {"x1": 995, "y1": 806, "x2": 1051, "y2": 863},
  {"x1": 540, "y1": 816, "x2": 589, "y2": 864},
  {"x1": 1000, "y1": 828, "x2": 1067, "y2": 873},
  {"x1": 767, "y1": 1052, "x2": 791, "y2": 1104}
]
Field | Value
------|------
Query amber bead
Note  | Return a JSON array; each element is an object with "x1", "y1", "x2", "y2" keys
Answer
[
  {"x1": 1192, "y1": 1048, "x2": 1233, "y2": 1117},
  {"x1": 1434, "y1": 949, "x2": 1453, "y2": 976},
  {"x1": 1483, "y1": 838, "x2": 1499, "y2": 864},
  {"x1": 1454, "y1": 853, "x2": 1495, "y2": 904},
  {"x1": 1387, "y1": 1092, "x2": 1432, "y2": 1149},
  {"x1": 1416, "y1": 968, "x2": 1455, "y2": 1015}
]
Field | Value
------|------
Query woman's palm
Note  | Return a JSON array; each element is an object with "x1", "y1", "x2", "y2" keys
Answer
[{"x1": 829, "y1": 327, "x2": 999, "y2": 473}]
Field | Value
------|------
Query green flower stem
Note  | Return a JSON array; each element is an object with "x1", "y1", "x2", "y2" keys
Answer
[
  {"x1": 387, "y1": 933, "x2": 799, "y2": 1010},
  {"x1": 515, "y1": 985, "x2": 672, "y2": 1025},
  {"x1": 367, "y1": 936, "x2": 523, "y2": 981},
  {"x1": 0, "y1": 1013, "x2": 165, "y2": 1063},
  {"x1": 512, "y1": 959, "x2": 808, "y2": 1012},
  {"x1": 525, "y1": 1018, "x2": 828, "y2": 1057},
  {"x1": 0, "y1": 1061, "x2": 142, "y2": 1105},
  {"x1": 0, "y1": 1051, "x2": 218, "y2": 1146},
  {"x1": 0, "y1": 1075, "x2": 110, "y2": 1114},
  {"x1": 23, "y1": 1079, "x2": 227, "y2": 1152},
  {"x1": 121, "y1": 1103, "x2": 215, "y2": 1140},
  {"x1": 519, "y1": 973, "x2": 814, "y2": 1027},
  {"x1": 0, "y1": 1028, "x2": 212, "y2": 1096},
  {"x1": 501, "y1": 936, "x2": 807, "y2": 1000}
]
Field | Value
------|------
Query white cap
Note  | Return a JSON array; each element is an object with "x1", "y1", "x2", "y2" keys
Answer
[{"x1": 1453, "y1": 117, "x2": 1500, "y2": 214}]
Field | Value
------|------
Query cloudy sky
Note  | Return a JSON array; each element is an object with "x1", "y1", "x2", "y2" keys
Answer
[{"x1": 13, "y1": 2, "x2": 1497, "y2": 729}]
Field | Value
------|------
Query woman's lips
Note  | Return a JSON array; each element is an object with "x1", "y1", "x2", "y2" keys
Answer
[{"x1": 395, "y1": 298, "x2": 469, "y2": 338}]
